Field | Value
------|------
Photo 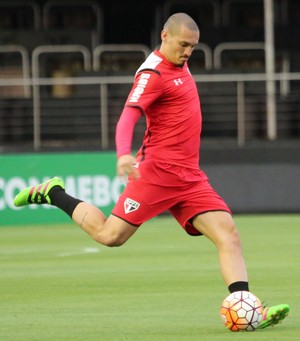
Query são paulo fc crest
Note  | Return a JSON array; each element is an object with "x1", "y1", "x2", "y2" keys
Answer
[{"x1": 124, "y1": 198, "x2": 140, "y2": 214}]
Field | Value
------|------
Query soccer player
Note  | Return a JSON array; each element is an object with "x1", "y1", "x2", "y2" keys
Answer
[{"x1": 14, "y1": 13, "x2": 289, "y2": 329}]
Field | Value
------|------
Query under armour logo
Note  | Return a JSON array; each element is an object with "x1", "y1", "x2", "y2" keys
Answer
[
  {"x1": 173, "y1": 78, "x2": 183, "y2": 86},
  {"x1": 124, "y1": 198, "x2": 140, "y2": 214}
]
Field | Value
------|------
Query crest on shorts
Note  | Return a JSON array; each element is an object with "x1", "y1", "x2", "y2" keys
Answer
[{"x1": 124, "y1": 198, "x2": 140, "y2": 214}]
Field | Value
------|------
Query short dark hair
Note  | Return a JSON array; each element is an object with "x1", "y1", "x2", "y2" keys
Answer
[{"x1": 163, "y1": 13, "x2": 199, "y2": 34}]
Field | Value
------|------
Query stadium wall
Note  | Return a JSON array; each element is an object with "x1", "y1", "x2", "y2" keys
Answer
[
  {"x1": 201, "y1": 144, "x2": 300, "y2": 214},
  {"x1": 0, "y1": 149, "x2": 299, "y2": 226}
]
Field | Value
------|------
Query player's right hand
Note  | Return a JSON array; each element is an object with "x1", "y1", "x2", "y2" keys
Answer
[{"x1": 117, "y1": 154, "x2": 140, "y2": 179}]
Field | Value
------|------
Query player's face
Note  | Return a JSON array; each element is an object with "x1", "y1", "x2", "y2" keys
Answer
[{"x1": 161, "y1": 25, "x2": 199, "y2": 66}]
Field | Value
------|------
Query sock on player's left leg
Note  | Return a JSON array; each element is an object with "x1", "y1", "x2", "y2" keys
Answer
[{"x1": 228, "y1": 281, "x2": 249, "y2": 293}]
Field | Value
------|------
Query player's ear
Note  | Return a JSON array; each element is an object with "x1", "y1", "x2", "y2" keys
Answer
[{"x1": 161, "y1": 30, "x2": 168, "y2": 42}]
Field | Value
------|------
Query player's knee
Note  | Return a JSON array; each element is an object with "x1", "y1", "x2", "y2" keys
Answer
[
  {"x1": 230, "y1": 226, "x2": 242, "y2": 246},
  {"x1": 224, "y1": 221, "x2": 242, "y2": 248},
  {"x1": 94, "y1": 232, "x2": 127, "y2": 247},
  {"x1": 214, "y1": 217, "x2": 242, "y2": 250},
  {"x1": 105, "y1": 236, "x2": 126, "y2": 247}
]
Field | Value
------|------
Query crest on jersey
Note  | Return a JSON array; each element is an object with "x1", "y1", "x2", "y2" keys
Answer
[
  {"x1": 173, "y1": 78, "x2": 183, "y2": 86},
  {"x1": 124, "y1": 198, "x2": 140, "y2": 214}
]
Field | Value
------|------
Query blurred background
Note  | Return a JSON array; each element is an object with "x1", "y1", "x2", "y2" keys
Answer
[{"x1": 0, "y1": 0, "x2": 299, "y2": 221}]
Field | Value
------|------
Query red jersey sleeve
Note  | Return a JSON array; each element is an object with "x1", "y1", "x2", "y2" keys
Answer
[
  {"x1": 125, "y1": 70, "x2": 163, "y2": 112},
  {"x1": 115, "y1": 106, "x2": 142, "y2": 158}
]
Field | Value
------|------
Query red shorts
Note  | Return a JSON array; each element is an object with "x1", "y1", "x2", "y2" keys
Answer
[{"x1": 112, "y1": 160, "x2": 231, "y2": 236}]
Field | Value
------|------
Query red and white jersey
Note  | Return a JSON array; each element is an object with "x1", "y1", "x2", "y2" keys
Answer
[{"x1": 124, "y1": 50, "x2": 202, "y2": 168}]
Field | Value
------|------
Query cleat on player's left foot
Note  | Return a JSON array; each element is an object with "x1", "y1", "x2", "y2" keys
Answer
[
  {"x1": 258, "y1": 304, "x2": 290, "y2": 329},
  {"x1": 14, "y1": 177, "x2": 65, "y2": 207}
]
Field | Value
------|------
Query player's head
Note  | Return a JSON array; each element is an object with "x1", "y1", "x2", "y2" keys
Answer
[{"x1": 160, "y1": 13, "x2": 200, "y2": 66}]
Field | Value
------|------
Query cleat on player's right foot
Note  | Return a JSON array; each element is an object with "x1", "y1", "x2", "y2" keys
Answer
[
  {"x1": 14, "y1": 177, "x2": 65, "y2": 207},
  {"x1": 258, "y1": 304, "x2": 290, "y2": 329}
]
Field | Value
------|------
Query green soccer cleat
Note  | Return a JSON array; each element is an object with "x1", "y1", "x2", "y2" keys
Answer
[
  {"x1": 258, "y1": 304, "x2": 290, "y2": 329},
  {"x1": 14, "y1": 177, "x2": 65, "y2": 207}
]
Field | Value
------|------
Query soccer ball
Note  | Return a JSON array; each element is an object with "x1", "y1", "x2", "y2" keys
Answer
[{"x1": 220, "y1": 291, "x2": 263, "y2": 332}]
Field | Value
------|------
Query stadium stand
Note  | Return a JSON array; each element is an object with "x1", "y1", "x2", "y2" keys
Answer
[{"x1": 0, "y1": 0, "x2": 299, "y2": 150}]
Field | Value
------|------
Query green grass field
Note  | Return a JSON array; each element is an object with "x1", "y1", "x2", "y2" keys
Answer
[{"x1": 1, "y1": 214, "x2": 299, "y2": 341}]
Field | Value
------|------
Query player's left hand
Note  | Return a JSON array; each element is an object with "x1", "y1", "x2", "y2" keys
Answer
[{"x1": 117, "y1": 154, "x2": 140, "y2": 179}]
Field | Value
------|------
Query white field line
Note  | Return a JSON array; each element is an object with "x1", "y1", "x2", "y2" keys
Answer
[{"x1": 57, "y1": 247, "x2": 101, "y2": 257}]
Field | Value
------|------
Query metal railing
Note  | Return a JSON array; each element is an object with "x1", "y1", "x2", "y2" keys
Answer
[
  {"x1": 93, "y1": 44, "x2": 152, "y2": 71},
  {"x1": 0, "y1": 0, "x2": 41, "y2": 29},
  {"x1": 0, "y1": 71, "x2": 299, "y2": 151},
  {"x1": 42, "y1": 0, "x2": 103, "y2": 32},
  {"x1": 213, "y1": 42, "x2": 266, "y2": 69},
  {"x1": 0, "y1": 45, "x2": 31, "y2": 98},
  {"x1": 31, "y1": 45, "x2": 92, "y2": 150}
]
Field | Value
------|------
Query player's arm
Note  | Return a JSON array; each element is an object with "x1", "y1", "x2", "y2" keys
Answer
[
  {"x1": 116, "y1": 70, "x2": 163, "y2": 179},
  {"x1": 116, "y1": 106, "x2": 142, "y2": 179}
]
